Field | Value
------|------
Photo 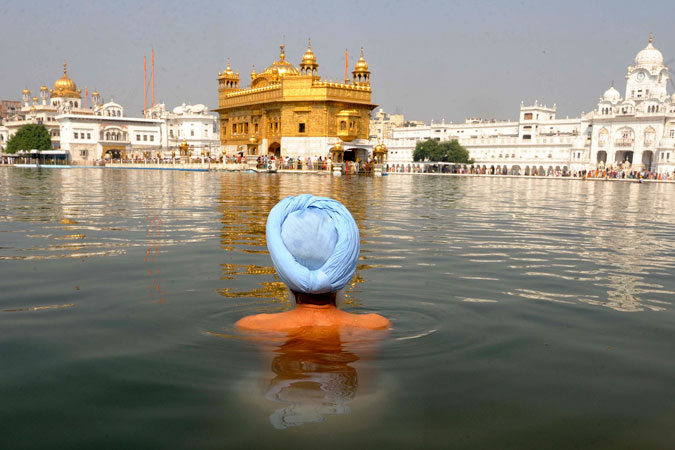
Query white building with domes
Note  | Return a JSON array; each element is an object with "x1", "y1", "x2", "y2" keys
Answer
[
  {"x1": 581, "y1": 34, "x2": 675, "y2": 175},
  {"x1": 386, "y1": 35, "x2": 675, "y2": 176},
  {"x1": 1, "y1": 61, "x2": 218, "y2": 162}
]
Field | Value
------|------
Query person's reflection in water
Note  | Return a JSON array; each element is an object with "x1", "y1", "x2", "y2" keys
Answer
[
  {"x1": 236, "y1": 195, "x2": 390, "y2": 427},
  {"x1": 265, "y1": 326, "x2": 360, "y2": 429}
]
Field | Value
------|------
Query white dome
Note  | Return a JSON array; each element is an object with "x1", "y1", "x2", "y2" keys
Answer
[
  {"x1": 635, "y1": 41, "x2": 663, "y2": 67},
  {"x1": 651, "y1": 85, "x2": 667, "y2": 99},
  {"x1": 603, "y1": 84, "x2": 621, "y2": 102}
]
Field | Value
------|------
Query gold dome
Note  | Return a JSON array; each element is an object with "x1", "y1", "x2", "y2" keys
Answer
[
  {"x1": 92, "y1": 91, "x2": 99, "y2": 96},
  {"x1": 52, "y1": 61, "x2": 81, "y2": 99},
  {"x1": 301, "y1": 39, "x2": 317, "y2": 65},
  {"x1": 224, "y1": 58, "x2": 235, "y2": 76},
  {"x1": 40, "y1": 85, "x2": 48, "y2": 91},
  {"x1": 250, "y1": 65, "x2": 257, "y2": 80},
  {"x1": 22, "y1": 88, "x2": 30, "y2": 94},
  {"x1": 374, "y1": 142, "x2": 387, "y2": 153},
  {"x1": 259, "y1": 44, "x2": 300, "y2": 80},
  {"x1": 32, "y1": 97, "x2": 38, "y2": 102},
  {"x1": 354, "y1": 47, "x2": 369, "y2": 72}
]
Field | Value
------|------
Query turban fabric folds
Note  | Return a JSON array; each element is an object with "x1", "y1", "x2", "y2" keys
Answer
[{"x1": 266, "y1": 194, "x2": 360, "y2": 294}]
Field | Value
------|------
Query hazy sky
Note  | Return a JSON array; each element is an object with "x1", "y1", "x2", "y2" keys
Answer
[{"x1": 1, "y1": 0, "x2": 673, "y2": 123}]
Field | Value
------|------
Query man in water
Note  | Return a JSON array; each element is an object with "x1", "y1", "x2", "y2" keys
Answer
[{"x1": 236, "y1": 194, "x2": 390, "y2": 332}]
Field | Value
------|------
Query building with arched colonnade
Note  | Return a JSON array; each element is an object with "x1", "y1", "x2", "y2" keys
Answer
[{"x1": 386, "y1": 35, "x2": 675, "y2": 176}]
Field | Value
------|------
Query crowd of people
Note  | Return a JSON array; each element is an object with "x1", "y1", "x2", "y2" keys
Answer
[{"x1": 385, "y1": 162, "x2": 675, "y2": 181}]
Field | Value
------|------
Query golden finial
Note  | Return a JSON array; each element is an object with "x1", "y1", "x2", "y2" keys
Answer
[
  {"x1": 360, "y1": 47, "x2": 364, "y2": 57},
  {"x1": 649, "y1": 32, "x2": 653, "y2": 44},
  {"x1": 226, "y1": 58, "x2": 231, "y2": 69},
  {"x1": 63, "y1": 59, "x2": 67, "y2": 75},
  {"x1": 280, "y1": 44, "x2": 285, "y2": 61},
  {"x1": 611, "y1": 80, "x2": 614, "y2": 87},
  {"x1": 308, "y1": 38, "x2": 312, "y2": 49}
]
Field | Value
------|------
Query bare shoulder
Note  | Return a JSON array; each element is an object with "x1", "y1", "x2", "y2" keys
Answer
[
  {"x1": 344, "y1": 312, "x2": 391, "y2": 330},
  {"x1": 235, "y1": 313, "x2": 282, "y2": 331}
]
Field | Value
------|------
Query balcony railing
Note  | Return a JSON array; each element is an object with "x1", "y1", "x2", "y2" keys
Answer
[{"x1": 615, "y1": 139, "x2": 634, "y2": 148}]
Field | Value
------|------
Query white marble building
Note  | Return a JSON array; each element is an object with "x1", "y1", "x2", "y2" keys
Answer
[
  {"x1": 1, "y1": 62, "x2": 219, "y2": 163},
  {"x1": 386, "y1": 36, "x2": 675, "y2": 176},
  {"x1": 145, "y1": 103, "x2": 220, "y2": 157}
]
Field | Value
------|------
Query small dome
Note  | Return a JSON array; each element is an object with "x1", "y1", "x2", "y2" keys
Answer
[
  {"x1": 40, "y1": 85, "x2": 48, "y2": 91},
  {"x1": 22, "y1": 88, "x2": 30, "y2": 94},
  {"x1": 223, "y1": 59, "x2": 235, "y2": 76},
  {"x1": 92, "y1": 91, "x2": 99, "y2": 96},
  {"x1": 301, "y1": 39, "x2": 317, "y2": 65},
  {"x1": 634, "y1": 34, "x2": 663, "y2": 67},
  {"x1": 354, "y1": 47, "x2": 369, "y2": 72},
  {"x1": 260, "y1": 44, "x2": 300, "y2": 79},
  {"x1": 250, "y1": 65, "x2": 257, "y2": 80},
  {"x1": 603, "y1": 83, "x2": 621, "y2": 102}
]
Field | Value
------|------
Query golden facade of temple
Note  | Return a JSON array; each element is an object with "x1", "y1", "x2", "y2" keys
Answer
[{"x1": 215, "y1": 42, "x2": 377, "y2": 160}]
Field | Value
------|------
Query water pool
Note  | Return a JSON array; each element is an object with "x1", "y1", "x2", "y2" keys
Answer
[{"x1": 1, "y1": 167, "x2": 674, "y2": 449}]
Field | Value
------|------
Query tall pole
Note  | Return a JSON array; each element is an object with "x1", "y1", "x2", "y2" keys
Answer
[
  {"x1": 144, "y1": 55, "x2": 147, "y2": 115},
  {"x1": 345, "y1": 48, "x2": 349, "y2": 83},
  {"x1": 151, "y1": 49, "x2": 155, "y2": 108}
]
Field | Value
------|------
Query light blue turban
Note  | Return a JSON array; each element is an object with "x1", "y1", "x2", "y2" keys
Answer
[{"x1": 266, "y1": 194, "x2": 360, "y2": 294}]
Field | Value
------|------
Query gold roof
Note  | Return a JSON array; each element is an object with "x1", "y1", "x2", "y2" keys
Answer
[
  {"x1": 301, "y1": 39, "x2": 317, "y2": 65},
  {"x1": 22, "y1": 88, "x2": 30, "y2": 94},
  {"x1": 354, "y1": 47, "x2": 369, "y2": 72},
  {"x1": 52, "y1": 60, "x2": 81, "y2": 99},
  {"x1": 259, "y1": 44, "x2": 300, "y2": 80},
  {"x1": 224, "y1": 58, "x2": 235, "y2": 76}
]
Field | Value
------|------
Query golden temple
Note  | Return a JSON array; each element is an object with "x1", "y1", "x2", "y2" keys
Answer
[{"x1": 215, "y1": 41, "x2": 376, "y2": 160}]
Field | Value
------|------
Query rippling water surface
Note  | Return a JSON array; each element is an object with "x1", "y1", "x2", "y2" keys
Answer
[{"x1": 1, "y1": 167, "x2": 674, "y2": 449}]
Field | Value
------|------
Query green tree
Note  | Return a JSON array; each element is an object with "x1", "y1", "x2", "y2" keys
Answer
[
  {"x1": 6, "y1": 124, "x2": 52, "y2": 154},
  {"x1": 413, "y1": 139, "x2": 473, "y2": 164}
]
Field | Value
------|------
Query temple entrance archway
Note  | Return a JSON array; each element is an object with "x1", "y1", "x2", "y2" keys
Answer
[
  {"x1": 597, "y1": 151, "x2": 607, "y2": 165},
  {"x1": 344, "y1": 148, "x2": 368, "y2": 163},
  {"x1": 344, "y1": 149, "x2": 356, "y2": 162},
  {"x1": 642, "y1": 151, "x2": 653, "y2": 171},
  {"x1": 268, "y1": 142, "x2": 280, "y2": 157},
  {"x1": 103, "y1": 148, "x2": 123, "y2": 160},
  {"x1": 615, "y1": 150, "x2": 633, "y2": 165}
]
